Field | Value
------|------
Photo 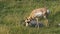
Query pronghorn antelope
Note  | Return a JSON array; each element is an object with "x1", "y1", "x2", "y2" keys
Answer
[{"x1": 25, "y1": 8, "x2": 50, "y2": 27}]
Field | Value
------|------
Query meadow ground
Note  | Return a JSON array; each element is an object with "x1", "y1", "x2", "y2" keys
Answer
[{"x1": 0, "y1": 0, "x2": 60, "y2": 34}]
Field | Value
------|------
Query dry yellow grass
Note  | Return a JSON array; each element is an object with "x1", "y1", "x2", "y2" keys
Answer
[{"x1": 0, "y1": 25, "x2": 9, "y2": 34}]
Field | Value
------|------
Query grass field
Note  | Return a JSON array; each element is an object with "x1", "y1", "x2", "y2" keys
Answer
[{"x1": 0, "y1": 0, "x2": 60, "y2": 34}]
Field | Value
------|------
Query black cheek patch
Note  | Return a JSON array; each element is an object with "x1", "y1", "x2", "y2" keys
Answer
[{"x1": 27, "y1": 21, "x2": 30, "y2": 24}]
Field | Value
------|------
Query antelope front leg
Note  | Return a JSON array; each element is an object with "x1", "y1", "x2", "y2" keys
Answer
[
  {"x1": 36, "y1": 18, "x2": 39, "y2": 28},
  {"x1": 26, "y1": 22, "x2": 29, "y2": 27}
]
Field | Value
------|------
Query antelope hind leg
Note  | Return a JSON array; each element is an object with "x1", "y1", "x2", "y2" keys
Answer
[{"x1": 44, "y1": 16, "x2": 49, "y2": 27}]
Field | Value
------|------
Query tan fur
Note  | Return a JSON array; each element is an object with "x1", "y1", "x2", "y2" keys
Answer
[
  {"x1": 27, "y1": 8, "x2": 47, "y2": 20},
  {"x1": 25, "y1": 8, "x2": 49, "y2": 27}
]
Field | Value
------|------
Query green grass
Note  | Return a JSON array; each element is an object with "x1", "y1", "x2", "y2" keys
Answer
[{"x1": 0, "y1": 0, "x2": 60, "y2": 34}]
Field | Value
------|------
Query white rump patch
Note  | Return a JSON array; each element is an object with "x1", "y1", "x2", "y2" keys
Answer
[{"x1": 47, "y1": 9, "x2": 50, "y2": 14}]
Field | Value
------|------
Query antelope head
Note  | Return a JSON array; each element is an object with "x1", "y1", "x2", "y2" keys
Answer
[{"x1": 25, "y1": 17, "x2": 32, "y2": 26}]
